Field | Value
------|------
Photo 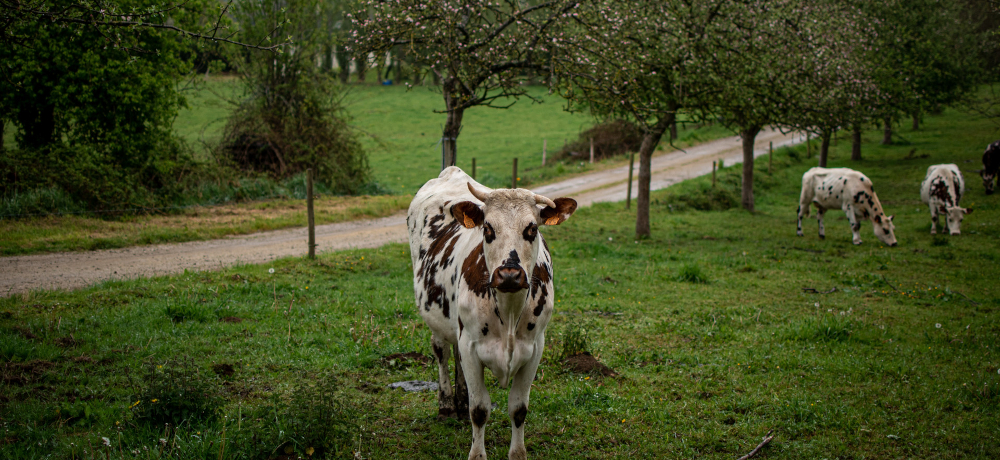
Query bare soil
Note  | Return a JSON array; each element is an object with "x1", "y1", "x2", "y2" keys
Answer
[{"x1": 563, "y1": 352, "x2": 617, "y2": 376}]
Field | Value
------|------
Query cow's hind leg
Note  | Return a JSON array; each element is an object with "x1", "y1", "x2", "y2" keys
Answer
[
  {"x1": 930, "y1": 205, "x2": 939, "y2": 234},
  {"x1": 796, "y1": 204, "x2": 805, "y2": 236},
  {"x1": 816, "y1": 205, "x2": 827, "y2": 239},
  {"x1": 844, "y1": 205, "x2": 862, "y2": 245},
  {"x1": 432, "y1": 334, "x2": 456, "y2": 419},
  {"x1": 507, "y1": 341, "x2": 544, "y2": 460},
  {"x1": 453, "y1": 343, "x2": 469, "y2": 421}
]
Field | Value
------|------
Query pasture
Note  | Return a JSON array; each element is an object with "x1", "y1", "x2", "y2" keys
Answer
[{"x1": 1, "y1": 106, "x2": 998, "y2": 459}]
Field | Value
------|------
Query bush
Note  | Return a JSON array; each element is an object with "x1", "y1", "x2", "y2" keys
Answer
[
  {"x1": 554, "y1": 120, "x2": 644, "y2": 162},
  {"x1": 131, "y1": 357, "x2": 224, "y2": 427},
  {"x1": 559, "y1": 319, "x2": 591, "y2": 360}
]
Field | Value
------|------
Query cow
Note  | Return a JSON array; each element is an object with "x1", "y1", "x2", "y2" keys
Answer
[
  {"x1": 407, "y1": 166, "x2": 577, "y2": 460},
  {"x1": 920, "y1": 164, "x2": 972, "y2": 235},
  {"x1": 796, "y1": 167, "x2": 897, "y2": 246},
  {"x1": 981, "y1": 140, "x2": 1000, "y2": 195}
]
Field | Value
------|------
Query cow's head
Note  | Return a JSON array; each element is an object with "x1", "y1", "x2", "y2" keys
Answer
[
  {"x1": 940, "y1": 205, "x2": 972, "y2": 235},
  {"x1": 452, "y1": 183, "x2": 577, "y2": 294},
  {"x1": 981, "y1": 169, "x2": 996, "y2": 195},
  {"x1": 873, "y1": 214, "x2": 897, "y2": 247}
]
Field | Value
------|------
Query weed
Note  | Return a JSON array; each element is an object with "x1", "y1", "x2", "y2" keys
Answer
[
  {"x1": 677, "y1": 263, "x2": 708, "y2": 283},
  {"x1": 131, "y1": 357, "x2": 224, "y2": 427},
  {"x1": 559, "y1": 318, "x2": 591, "y2": 360}
]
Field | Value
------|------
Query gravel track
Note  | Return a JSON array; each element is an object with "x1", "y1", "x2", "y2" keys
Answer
[{"x1": 0, "y1": 129, "x2": 800, "y2": 295}]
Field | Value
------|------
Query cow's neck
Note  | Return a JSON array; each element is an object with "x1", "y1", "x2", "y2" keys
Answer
[{"x1": 492, "y1": 289, "x2": 529, "y2": 387}]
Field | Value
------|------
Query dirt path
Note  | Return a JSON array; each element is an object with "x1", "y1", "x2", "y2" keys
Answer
[{"x1": 0, "y1": 129, "x2": 801, "y2": 295}]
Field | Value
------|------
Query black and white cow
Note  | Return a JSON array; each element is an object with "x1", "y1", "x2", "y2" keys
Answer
[
  {"x1": 797, "y1": 167, "x2": 898, "y2": 246},
  {"x1": 981, "y1": 140, "x2": 1000, "y2": 195},
  {"x1": 408, "y1": 166, "x2": 577, "y2": 460},
  {"x1": 921, "y1": 164, "x2": 971, "y2": 235}
]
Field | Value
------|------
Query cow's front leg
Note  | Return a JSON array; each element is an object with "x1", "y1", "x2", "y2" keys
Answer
[
  {"x1": 507, "y1": 338, "x2": 544, "y2": 460},
  {"x1": 461, "y1": 345, "x2": 490, "y2": 460},
  {"x1": 816, "y1": 206, "x2": 827, "y2": 239},
  {"x1": 930, "y1": 205, "x2": 939, "y2": 234},
  {"x1": 844, "y1": 206, "x2": 862, "y2": 245},
  {"x1": 432, "y1": 334, "x2": 455, "y2": 419}
]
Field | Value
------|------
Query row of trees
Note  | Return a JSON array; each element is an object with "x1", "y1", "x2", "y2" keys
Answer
[{"x1": 352, "y1": 0, "x2": 991, "y2": 238}]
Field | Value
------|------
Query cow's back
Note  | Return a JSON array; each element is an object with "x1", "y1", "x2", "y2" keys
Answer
[{"x1": 921, "y1": 164, "x2": 964, "y2": 206}]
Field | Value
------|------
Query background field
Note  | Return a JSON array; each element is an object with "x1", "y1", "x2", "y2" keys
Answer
[{"x1": 1, "y1": 107, "x2": 998, "y2": 459}]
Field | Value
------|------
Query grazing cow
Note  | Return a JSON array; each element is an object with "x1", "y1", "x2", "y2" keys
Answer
[
  {"x1": 982, "y1": 140, "x2": 1000, "y2": 195},
  {"x1": 407, "y1": 166, "x2": 577, "y2": 460},
  {"x1": 921, "y1": 164, "x2": 971, "y2": 235},
  {"x1": 796, "y1": 167, "x2": 897, "y2": 246}
]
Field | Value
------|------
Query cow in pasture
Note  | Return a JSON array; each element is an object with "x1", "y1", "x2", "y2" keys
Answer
[
  {"x1": 982, "y1": 140, "x2": 1000, "y2": 195},
  {"x1": 796, "y1": 167, "x2": 897, "y2": 246},
  {"x1": 920, "y1": 164, "x2": 971, "y2": 235},
  {"x1": 408, "y1": 166, "x2": 577, "y2": 460}
]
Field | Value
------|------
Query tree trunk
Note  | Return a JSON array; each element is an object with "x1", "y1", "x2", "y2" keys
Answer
[
  {"x1": 355, "y1": 55, "x2": 367, "y2": 83},
  {"x1": 18, "y1": 103, "x2": 56, "y2": 150},
  {"x1": 912, "y1": 111, "x2": 919, "y2": 130},
  {"x1": 441, "y1": 80, "x2": 465, "y2": 169},
  {"x1": 819, "y1": 129, "x2": 831, "y2": 167},
  {"x1": 851, "y1": 124, "x2": 862, "y2": 161},
  {"x1": 882, "y1": 118, "x2": 892, "y2": 145},
  {"x1": 740, "y1": 126, "x2": 762, "y2": 212},
  {"x1": 669, "y1": 119, "x2": 677, "y2": 141},
  {"x1": 322, "y1": 44, "x2": 333, "y2": 72},
  {"x1": 635, "y1": 115, "x2": 673, "y2": 239},
  {"x1": 336, "y1": 48, "x2": 350, "y2": 84}
]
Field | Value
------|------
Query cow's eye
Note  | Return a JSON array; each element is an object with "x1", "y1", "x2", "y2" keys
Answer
[
  {"x1": 523, "y1": 223, "x2": 538, "y2": 242},
  {"x1": 483, "y1": 223, "x2": 495, "y2": 243}
]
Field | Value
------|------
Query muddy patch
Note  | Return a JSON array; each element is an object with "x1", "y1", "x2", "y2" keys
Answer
[
  {"x1": 563, "y1": 352, "x2": 617, "y2": 376},
  {"x1": 212, "y1": 363, "x2": 237, "y2": 377},
  {"x1": 382, "y1": 352, "x2": 431, "y2": 369},
  {"x1": 1, "y1": 360, "x2": 55, "y2": 385}
]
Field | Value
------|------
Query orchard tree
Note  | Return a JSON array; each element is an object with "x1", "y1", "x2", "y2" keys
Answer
[
  {"x1": 554, "y1": 0, "x2": 728, "y2": 238},
  {"x1": 350, "y1": 0, "x2": 580, "y2": 169}
]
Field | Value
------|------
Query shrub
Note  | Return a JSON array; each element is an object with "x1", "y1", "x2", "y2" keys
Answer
[
  {"x1": 131, "y1": 357, "x2": 224, "y2": 427},
  {"x1": 554, "y1": 120, "x2": 644, "y2": 162},
  {"x1": 559, "y1": 319, "x2": 591, "y2": 360}
]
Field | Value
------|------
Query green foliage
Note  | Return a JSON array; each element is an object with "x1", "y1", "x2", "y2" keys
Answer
[
  {"x1": 677, "y1": 263, "x2": 708, "y2": 283},
  {"x1": 164, "y1": 301, "x2": 212, "y2": 323},
  {"x1": 132, "y1": 357, "x2": 224, "y2": 427},
  {"x1": 559, "y1": 318, "x2": 591, "y2": 360},
  {"x1": 219, "y1": 0, "x2": 369, "y2": 195},
  {"x1": 273, "y1": 372, "x2": 359, "y2": 457}
]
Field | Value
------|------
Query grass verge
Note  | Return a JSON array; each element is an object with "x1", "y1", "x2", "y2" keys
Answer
[{"x1": 1, "y1": 107, "x2": 997, "y2": 458}]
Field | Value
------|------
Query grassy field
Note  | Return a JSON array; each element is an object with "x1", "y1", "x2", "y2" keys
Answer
[
  {"x1": 1, "y1": 107, "x2": 998, "y2": 459},
  {"x1": 173, "y1": 78, "x2": 730, "y2": 194}
]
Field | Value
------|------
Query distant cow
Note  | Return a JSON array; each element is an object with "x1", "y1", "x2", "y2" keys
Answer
[
  {"x1": 982, "y1": 140, "x2": 1000, "y2": 195},
  {"x1": 921, "y1": 164, "x2": 971, "y2": 235},
  {"x1": 797, "y1": 167, "x2": 897, "y2": 246},
  {"x1": 408, "y1": 166, "x2": 577, "y2": 460}
]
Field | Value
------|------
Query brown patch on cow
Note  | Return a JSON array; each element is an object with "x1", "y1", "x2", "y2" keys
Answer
[
  {"x1": 471, "y1": 406, "x2": 489, "y2": 427},
  {"x1": 512, "y1": 404, "x2": 528, "y2": 428},
  {"x1": 219, "y1": 316, "x2": 243, "y2": 323},
  {"x1": 563, "y1": 352, "x2": 617, "y2": 376},
  {"x1": 530, "y1": 262, "x2": 551, "y2": 310},
  {"x1": 462, "y1": 244, "x2": 491, "y2": 297},
  {"x1": 382, "y1": 352, "x2": 431, "y2": 368},
  {"x1": 1, "y1": 360, "x2": 54, "y2": 386}
]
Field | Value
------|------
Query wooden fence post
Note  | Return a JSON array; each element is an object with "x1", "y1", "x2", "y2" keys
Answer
[
  {"x1": 712, "y1": 161, "x2": 717, "y2": 188},
  {"x1": 512, "y1": 158, "x2": 518, "y2": 189},
  {"x1": 626, "y1": 152, "x2": 635, "y2": 210},
  {"x1": 306, "y1": 168, "x2": 316, "y2": 260},
  {"x1": 589, "y1": 138, "x2": 594, "y2": 164},
  {"x1": 472, "y1": 158, "x2": 476, "y2": 180},
  {"x1": 768, "y1": 141, "x2": 773, "y2": 174},
  {"x1": 542, "y1": 139, "x2": 547, "y2": 167}
]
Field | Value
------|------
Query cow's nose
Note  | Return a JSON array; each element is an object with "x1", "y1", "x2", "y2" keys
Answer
[
  {"x1": 890, "y1": 242, "x2": 898, "y2": 247},
  {"x1": 492, "y1": 266, "x2": 528, "y2": 292},
  {"x1": 950, "y1": 231, "x2": 960, "y2": 236}
]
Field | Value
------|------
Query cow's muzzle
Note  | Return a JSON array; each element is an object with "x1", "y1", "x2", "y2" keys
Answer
[{"x1": 491, "y1": 266, "x2": 529, "y2": 293}]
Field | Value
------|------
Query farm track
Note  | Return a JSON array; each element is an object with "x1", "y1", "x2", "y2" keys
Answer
[{"x1": 0, "y1": 129, "x2": 800, "y2": 295}]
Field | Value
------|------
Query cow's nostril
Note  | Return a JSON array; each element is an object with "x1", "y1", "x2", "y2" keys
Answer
[{"x1": 890, "y1": 242, "x2": 898, "y2": 247}]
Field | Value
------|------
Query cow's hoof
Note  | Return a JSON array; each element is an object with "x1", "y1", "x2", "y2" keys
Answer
[
  {"x1": 796, "y1": 231, "x2": 804, "y2": 237},
  {"x1": 509, "y1": 445, "x2": 527, "y2": 460},
  {"x1": 930, "y1": 230, "x2": 936, "y2": 235},
  {"x1": 853, "y1": 241, "x2": 862, "y2": 245},
  {"x1": 818, "y1": 234, "x2": 825, "y2": 240}
]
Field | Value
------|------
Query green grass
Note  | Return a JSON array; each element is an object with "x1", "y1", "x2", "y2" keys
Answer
[
  {"x1": 173, "y1": 78, "x2": 730, "y2": 194},
  {"x1": 1, "y1": 106, "x2": 998, "y2": 458}
]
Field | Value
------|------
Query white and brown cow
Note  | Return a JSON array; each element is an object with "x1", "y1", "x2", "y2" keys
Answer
[
  {"x1": 407, "y1": 166, "x2": 576, "y2": 460},
  {"x1": 797, "y1": 167, "x2": 898, "y2": 246},
  {"x1": 921, "y1": 164, "x2": 971, "y2": 235},
  {"x1": 981, "y1": 140, "x2": 1000, "y2": 195}
]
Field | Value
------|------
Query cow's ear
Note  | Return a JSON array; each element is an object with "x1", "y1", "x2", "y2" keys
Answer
[
  {"x1": 964, "y1": 208, "x2": 974, "y2": 215},
  {"x1": 540, "y1": 197, "x2": 578, "y2": 226},
  {"x1": 887, "y1": 215, "x2": 894, "y2": 222},
  {"x1": 452, "y1": 201, "x2": 484, "y2": 229}
]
